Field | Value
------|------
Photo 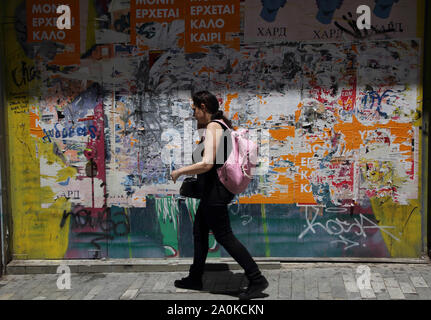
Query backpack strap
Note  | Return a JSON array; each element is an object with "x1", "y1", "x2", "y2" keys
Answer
[
  {"x1": 210, "y1": 119, "x2": 230, "y2": 131},
  {"x1": 204, "y1": 119, "x2": 231, "y2": 142}
]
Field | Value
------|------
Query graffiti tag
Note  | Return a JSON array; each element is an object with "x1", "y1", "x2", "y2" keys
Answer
[
  {"x1": 298, "y1": 206, "x2": 400, "y2": 250},
  {"x1": 114, "y1": 12, "x2": 130, "y2": 33},
  {"x1": 334, "y1": 11, "x2": 400, "y2": 39},
  {"x1": 60, "y1": 207, "x2": 130, "y2": 252},
  {"x1": 11, "y1": 61, "x2": 41, "y2": 88},
  {"x1": 42, "y1": 124, "x2": 98, "y2": 143}
]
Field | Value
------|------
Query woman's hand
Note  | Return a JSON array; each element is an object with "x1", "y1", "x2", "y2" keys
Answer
[{"x1": 170, "y1": 169, "x2": 181, "y2": 183}]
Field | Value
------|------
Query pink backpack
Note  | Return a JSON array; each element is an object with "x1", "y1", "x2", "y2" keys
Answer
[{"x1": 211, "y1": 120, "x2": 258, "y2": 194}]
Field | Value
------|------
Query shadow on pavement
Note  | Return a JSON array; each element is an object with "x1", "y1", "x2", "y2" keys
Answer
[{"x1": 201, "y1": 266, "x2": 269, "y2": 299}]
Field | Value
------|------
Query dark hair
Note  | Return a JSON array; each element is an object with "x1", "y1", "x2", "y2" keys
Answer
[{"x1": 192, "y1": 90, "x2": 233, "y2": 129}]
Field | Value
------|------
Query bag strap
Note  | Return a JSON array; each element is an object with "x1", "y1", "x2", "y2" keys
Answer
[
  {"x1": 209, "y1": 119, "x2": 239, "y2": 162},
  {"x1": 210, "y1": 119, "x2": 231, "y2": 131},
  {"x1": 203, "y1": 120, "x2": 230, "y2": 139}
]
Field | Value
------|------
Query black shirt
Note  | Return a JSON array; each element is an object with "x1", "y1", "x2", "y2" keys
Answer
[{"x1": 192, "y1": 120, "x2": 234, "y2": 205}]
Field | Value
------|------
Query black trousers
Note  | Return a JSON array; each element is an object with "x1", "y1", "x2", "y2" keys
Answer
[{"x1": 189, "y1": 201, "x2": 262, "y2": 281}]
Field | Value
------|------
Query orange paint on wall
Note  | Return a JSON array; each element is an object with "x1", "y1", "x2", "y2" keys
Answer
[
  {"x1": 224, "y1": 93, "x2": 238, "y2": 112},
  {"x1": 239, "y1": 190, "x2": 294, "y2": 204},
  {"x1": 272, "y1": 167, "x2": 288, "y2": 173},
  {"x1": 277, "y1": 175, "x2": 292, "y2": 186},
  {"x1": 29, "y1": 112, "x2": 44, "y2": 138},
  {"x1": 333, "y1": 116, "x2": 413, "y2": 151},
  {"x1": 295, "y1": 103, "x2": 303, "y2": 122},
  {"x1": 399, "y1": 144, "x2": 413, "y2": 152},
  {"x1": 269, "y1": 127, "x2": 294, "y2": 141}
]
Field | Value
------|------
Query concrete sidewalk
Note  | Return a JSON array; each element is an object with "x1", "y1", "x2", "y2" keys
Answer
[{"x1": 1, "y1": 262, "x2": 431, "y2": 300}]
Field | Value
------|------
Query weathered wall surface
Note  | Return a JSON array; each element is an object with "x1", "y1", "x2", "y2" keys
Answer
[{"x1": 0, "y1": 0, "x2": 426, "y2": 259}]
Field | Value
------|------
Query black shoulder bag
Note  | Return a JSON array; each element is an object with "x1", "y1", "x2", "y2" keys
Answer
[{"x1": 180, "y1": 177, "x2": 203, "y2": 199}]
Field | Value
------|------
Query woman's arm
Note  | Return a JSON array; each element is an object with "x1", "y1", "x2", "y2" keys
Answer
[{"x1": 171, "y1": 122, "x2": 223, "y2": 183}]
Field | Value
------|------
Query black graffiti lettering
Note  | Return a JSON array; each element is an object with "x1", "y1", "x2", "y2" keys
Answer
[
  {"x1": 11, "y1": 61, "x2": 41, "y2": 88},
  {"x1": 114, "y1": 12, "x2": 130, "y2": 34},
  {"x1": 60, "y1": 207, "x2": 130, "y2": 237},
  {"x1": 60, "y1": 207, "x2": 131, "y2": 251},
  {"x1": 60, "y1": 210, "x2": 71, "y2": 228},
  {"x1": 90, "y1": 234, "x2": 114, "y2": 251},
  {"x1": 334, "y1": 11, "x2": 397, "y2": 40},
  {"x1": 334, "y1": 21, "x2": 358, "y2": 38}
]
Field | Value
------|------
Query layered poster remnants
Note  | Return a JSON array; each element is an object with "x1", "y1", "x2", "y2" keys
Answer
[
  {"x1": 0, "y1": 0, "x2": 426, "y2": 260},
  {"x1": 26, "y1": 0, "x2": 80, "y2": 65}
]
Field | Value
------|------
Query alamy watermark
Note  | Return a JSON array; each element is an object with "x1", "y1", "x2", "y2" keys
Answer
[
  {"x1": 356, "y1": 5, "x2": 371, "y2": 30},
  {"x1": 356, "y1": 265, "x2": 372, "y2": 290},
  {"x1": 56, "y1": 5, "x2": 72, "y2": 30},
  {"x1": 56, "y1": 264, "x2": 71, "y2": 290},
  {"x1": 160, "y1": 122, "x2": 271, "y2": 176}
]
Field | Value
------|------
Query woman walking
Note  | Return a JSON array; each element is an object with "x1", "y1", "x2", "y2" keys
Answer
[{"x1": 170, "y1": 91, "x2": 268, "y2": 300}]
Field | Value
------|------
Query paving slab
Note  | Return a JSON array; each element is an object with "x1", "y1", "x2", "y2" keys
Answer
[
  {"x1": 304, "y1": 269, "x2": 318, "y2": 300},
  {"x1": 92, "y1": 274, "x2": 123, "y2": 299},
  {"x1": 383, "y1": 278, "x2": 405, "y2": 300},
  {"x1": 419, "y1": 271, "x2": 431, "y2": 287},
  {"x1": 318, "y1": 292, "x2": 333, "y2": 300},
  {"x1": 343, "y1": 273, "x2": 359, "y2": 293},
  {"x1": 291, "y1": 269, "x2": 305, "y2": 300},
  {"x1": 410, "y1": 276, "x2": 429, "y2": 288},
  {"x1": 359, "y1": 288, "x2": 376, "y2": 299},
  {"x1": 263, "y1": 270, "x2": 279, "y2": 299},
  {"x1": 399, "y1": 281, "x2": 417, "y2": 294},
  {"x1": 278, "y1": 271, "x2": 292, "y2": 299},
  {"x1": 329, "y1": 272, "x2": 348, "y2": 300},
  {"x1": 106, "y1": 274, "x2": 140, "y2": 300},
  {"x1": 1, "y1": 262, "x2": 431, "y2": 300},
  {"x1": 0, "y1": 293, "x2": 15, "y2": 300},
  {"x1": 415, "y1": 287, "x2": 431, "y2": 300},
  {"x1": 371, "y1": 272, "x2": 387, "y2": 294}
]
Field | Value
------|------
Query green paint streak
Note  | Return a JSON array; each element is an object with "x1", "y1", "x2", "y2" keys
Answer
[
  {"x1": 124, "y1": 208, "x2": 133, "y2": 258},
  {"x1": 185, "y1": 198, "x2": 199, "y2": 223},
  {"x1": 261, "y1": 203, "x2": 271, "y2": 257},
  {"x1": 185, "y1": 198, "x2": 219, "y2": 257},
  {"x1": 156, "y1": 196, "x2": 179, "y2": 257}
]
